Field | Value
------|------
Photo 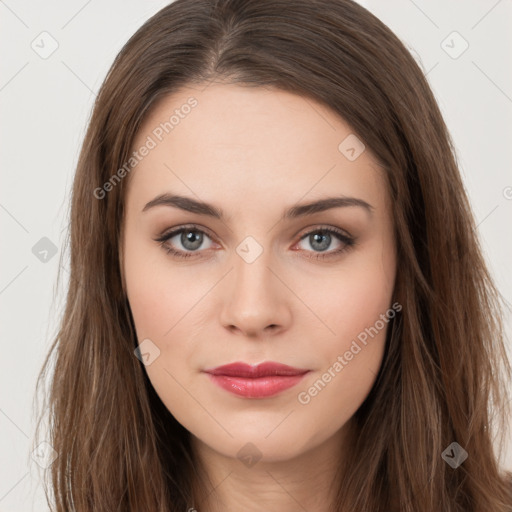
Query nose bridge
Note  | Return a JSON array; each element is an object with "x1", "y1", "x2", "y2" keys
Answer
[
  {"x1": 234, "y1": 248, "x2": 272, "y2": 296},
  {"x1": 232, "y1": 240, "x2": 278, "y2": 306}
]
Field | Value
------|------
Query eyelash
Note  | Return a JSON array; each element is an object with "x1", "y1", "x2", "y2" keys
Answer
[{"x1": 154, "y1": 224, "x2": 356, "y2": 261}]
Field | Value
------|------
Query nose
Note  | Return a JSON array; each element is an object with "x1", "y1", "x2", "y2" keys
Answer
[{"x1": 219, "y1": 251, "x2": 292, "y2": 338}]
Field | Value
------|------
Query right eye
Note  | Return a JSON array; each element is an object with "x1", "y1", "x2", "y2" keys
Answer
[{"x1": 154, "y1": 224, "x2": 217, "y2": 259}]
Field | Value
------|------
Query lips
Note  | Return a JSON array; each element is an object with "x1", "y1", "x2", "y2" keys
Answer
[{"x1": 203, "y1": 362, "x2": 310, "y2": 398}]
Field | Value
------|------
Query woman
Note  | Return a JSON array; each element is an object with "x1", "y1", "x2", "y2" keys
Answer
[{"x1": 33, "y1": 0, "x2": 512, "y2": 510}]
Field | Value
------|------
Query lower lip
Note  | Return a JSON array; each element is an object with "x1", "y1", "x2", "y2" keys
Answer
[{"x1": 205, "y1": 373, "x2": 309, "y2": 398}]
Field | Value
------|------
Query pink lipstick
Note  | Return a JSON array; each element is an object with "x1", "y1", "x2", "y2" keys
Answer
[{"x1": 203, "y1": 361, "x2": 310, "y2": 398}]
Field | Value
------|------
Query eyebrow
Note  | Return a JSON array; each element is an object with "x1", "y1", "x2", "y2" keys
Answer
[{"x1": 142, "y1": 193, "x2": 374, "y2": 219}]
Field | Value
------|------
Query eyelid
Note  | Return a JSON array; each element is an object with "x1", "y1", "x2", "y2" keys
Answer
[
  {"x1": 156, "y1": 223, "x2": 353, "y2": 243},
  {"x1": 294, "y1": 223, "x2": 354, "y2": 241},
  {"x1": 156, "y1": 223, "x2": 216, "y2": 239}
]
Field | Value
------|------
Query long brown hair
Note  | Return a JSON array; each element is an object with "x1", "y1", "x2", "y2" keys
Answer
[{"x1": 32, "y1": 0, "x2": 512, "y2": 510}]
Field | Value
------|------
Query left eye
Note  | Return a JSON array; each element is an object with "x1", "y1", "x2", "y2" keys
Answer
[{"x1": 295, "y1": 228, "x2": 351, "y2": 254}]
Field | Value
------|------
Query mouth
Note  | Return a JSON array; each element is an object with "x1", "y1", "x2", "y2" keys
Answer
[{"x1": 202, "y1": 361, "x2": 310, "y2": 398}]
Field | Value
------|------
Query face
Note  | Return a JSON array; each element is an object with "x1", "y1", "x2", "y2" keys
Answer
[{"x1": 121, "y1": 82, "x2": 397, "y2": 463}]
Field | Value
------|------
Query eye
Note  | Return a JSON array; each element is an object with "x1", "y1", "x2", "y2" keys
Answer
[
  {"x1": 294, "y1": 226, "x2": 355, "y2": 260},
  {"x1": 154, "y1": 225, "x2": 217, "y2": 259}
]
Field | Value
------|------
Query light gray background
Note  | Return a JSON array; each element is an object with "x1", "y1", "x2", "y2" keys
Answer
[{"x1": 1, "y1": 1, "x2": 511, "y2": 510}]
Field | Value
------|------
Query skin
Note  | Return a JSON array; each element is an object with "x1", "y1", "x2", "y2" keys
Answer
[{"x1": 121, "y1": 82, "x2": 397, "y2": 512}]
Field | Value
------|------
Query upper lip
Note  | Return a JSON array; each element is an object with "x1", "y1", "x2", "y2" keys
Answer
[{"x1": 203, "y1": 361, "x2": 310, "y2": 378}]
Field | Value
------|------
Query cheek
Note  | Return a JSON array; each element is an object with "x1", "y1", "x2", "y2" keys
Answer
[
  {"x1": 310, "y1": 239, "x2": 396, "y2": 353},
  {"x1": 294, "y1": 239, "x2": 395, "y2": 425},
  {"x1": 123, "y1": 231, "x2": 215, "y2": 379},
  {"x1": 123, "y1": 230, "x2": 204, "y2": 340},
  {"x1": 123, "y1": 243, "x2": 207, "y2": 431}
]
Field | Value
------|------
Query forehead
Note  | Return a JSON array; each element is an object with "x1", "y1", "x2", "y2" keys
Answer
[{"x1": 126, "y1": 83, "x2": 388, "y2": 214}]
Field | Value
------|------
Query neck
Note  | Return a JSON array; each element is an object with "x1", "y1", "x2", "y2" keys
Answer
[{"x1": 188, "y1": 426, "x2": 349, "y2": 512}]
